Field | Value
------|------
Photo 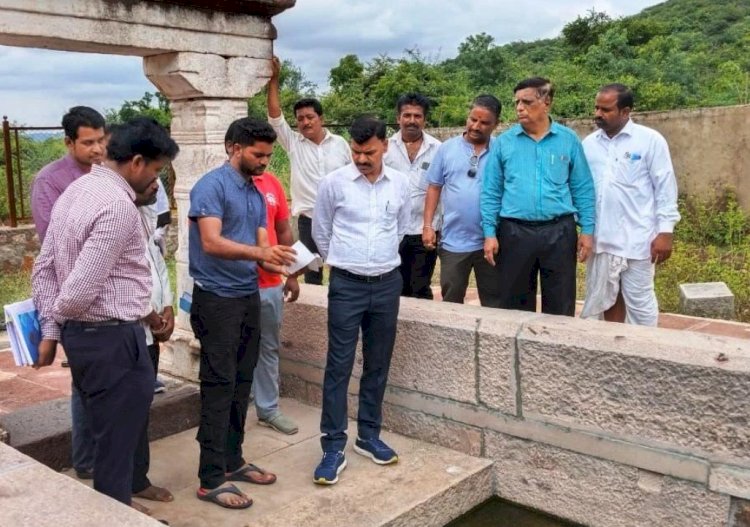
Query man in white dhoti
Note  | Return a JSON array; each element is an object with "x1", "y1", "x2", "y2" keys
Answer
[{"x1": 580, "y1": 83, "x2": 680, "y2": 325}]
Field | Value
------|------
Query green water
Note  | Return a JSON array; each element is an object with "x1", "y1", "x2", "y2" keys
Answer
[{"x1": 447, "y1": 498, "x2": 580, "y2": 527}]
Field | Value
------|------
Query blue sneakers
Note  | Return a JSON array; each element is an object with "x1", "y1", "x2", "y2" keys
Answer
[
  {"x1": 313, "y1": 451, "x2": 347, "y2": 485},
  {"x1": 354, "y1": 437, "x2": 399, "y2": 465}
]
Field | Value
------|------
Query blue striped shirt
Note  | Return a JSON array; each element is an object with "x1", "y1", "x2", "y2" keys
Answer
[{"x1": 480, "y1": 121, "x2": 595, "y2": 237}]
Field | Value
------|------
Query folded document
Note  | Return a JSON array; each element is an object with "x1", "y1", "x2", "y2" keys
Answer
[{"x1": 3, "y1": 298, "x2": 41, "y2": 367}]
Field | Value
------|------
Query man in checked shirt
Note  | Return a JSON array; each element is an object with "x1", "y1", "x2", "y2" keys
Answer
[{"x1": 32, "y1": 118, "x2": 179, "y2": 508}]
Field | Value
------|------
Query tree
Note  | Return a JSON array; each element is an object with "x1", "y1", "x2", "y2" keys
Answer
[
  {"x1": 105, "y1": 92, "x2": 171, "y2": 127},
  {"x1": 562, "y1": 9, "x2": 613, "y2": 52}
]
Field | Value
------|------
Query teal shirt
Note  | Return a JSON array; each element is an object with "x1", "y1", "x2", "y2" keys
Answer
[{"x1": 480, "y1": 121, "x2": 595, "y2": 237}]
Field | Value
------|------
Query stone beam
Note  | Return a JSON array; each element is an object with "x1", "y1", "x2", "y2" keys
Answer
[{"x1": 0, "y1": 0, "x2": 286, "y2": 57}]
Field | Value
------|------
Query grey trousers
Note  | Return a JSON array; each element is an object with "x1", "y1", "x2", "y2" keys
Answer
[
  {"x1": 439, "y1": 248, "x2": 503, "y2": 307},
  {"x1": 253, "y1": 285, "x2": 284, "y2": 420}
]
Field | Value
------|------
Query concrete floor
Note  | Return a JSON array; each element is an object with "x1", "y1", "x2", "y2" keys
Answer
[{"x1": 63, "y1": 397, "x2": 493, "y2": 527}]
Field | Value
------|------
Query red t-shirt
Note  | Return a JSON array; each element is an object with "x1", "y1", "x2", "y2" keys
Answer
[{"x1": 253, "y1": 172, "x2": 290, "y2": 288}]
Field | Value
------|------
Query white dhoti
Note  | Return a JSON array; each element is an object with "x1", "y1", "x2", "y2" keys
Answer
[{"x1": 580, "y1": 252, "x2": 658, "y2": 326}]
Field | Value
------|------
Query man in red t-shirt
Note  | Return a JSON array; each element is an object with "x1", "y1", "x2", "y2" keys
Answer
[{"x1": 252, "y1": 171, "x2": 300, "y2": 434}]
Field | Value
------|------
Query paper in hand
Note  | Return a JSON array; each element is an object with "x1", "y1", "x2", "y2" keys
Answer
[{"x1": 287, "y1": 240, "x2": 323, "y2": 275}]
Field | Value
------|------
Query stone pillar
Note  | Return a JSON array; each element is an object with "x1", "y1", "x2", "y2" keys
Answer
[{"x1": 144, "y1": 51, "x2": 270, "y2": 329}]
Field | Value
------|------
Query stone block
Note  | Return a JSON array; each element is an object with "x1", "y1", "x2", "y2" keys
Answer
[
  {"x1": 518, "y1": 315, "x2": 750, "y2": 462},
  {"x1": 382, "y1": 402, "x2": 483, "y2": 457},
  {"x1": 389, "y1": 298, "x2": 481, "y2": 404},
  {"x1": 680, "y1": 282, "x2": 735, "y2": 320},
  {"x1": 280, "y1": 285, "x2": 331, "y2": 369},
  {"x1": 158, "y1": 330, "x2": 201, "y2": 383},
  {"x1": 484, "y1": 430, "x2": 731, "y2": 527},
  {"x1": 710, "y1": 464, "x2": 750, "y2": 500},
  {"x1": 477, "y1": 309, "x2": 540, "y2": 415}
]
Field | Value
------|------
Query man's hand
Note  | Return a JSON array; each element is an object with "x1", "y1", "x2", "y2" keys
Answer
[
  {"x1": 484, "y1": 237, "x2": 499, "y2": 266},
  {"x1": 270, "y1": 56, "x2": 281, "y2": 82},
  {"x1": 651, "y1": 232, "x2": 674, "y2": 264},
  {"x1": 422, "y1": 226, "x2": 437, "y2": 251},
  {"x1": 154, "y1": 306, "x2": 175, "y2": 342},
  {"x1": 577, "y1": 234, "x2": 593, "y2": 262},
  {"x1": 284, "y1": 276, "x2": 300, "y2": 303},
  {"x1": 262, "y1": 245, "x2": 296, "y2": 267},
  {"x1": 34, "y1": 339, "x2": 57, "y2": 369},
  {"x1": 259, "y1": 260, "x2": 290, "y2": 276}
]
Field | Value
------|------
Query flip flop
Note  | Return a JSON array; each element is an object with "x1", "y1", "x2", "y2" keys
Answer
[
  {"x1": 226, "y1": 463, "x2": 277, "y2": 485},
  {"x1": 196, "y1": 484, "x2": 253, "y2": 509},
  {"x1": 133, "y1": 485, "x2": 174, "y2": 502}
]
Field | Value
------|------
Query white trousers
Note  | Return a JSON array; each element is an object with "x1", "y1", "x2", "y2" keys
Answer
[{"x1": 581, "y1": 252, "x2": 658, "y2": 326}]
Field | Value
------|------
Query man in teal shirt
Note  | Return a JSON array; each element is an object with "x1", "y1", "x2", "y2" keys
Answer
[{"x1": 481, "y1": 77, "x2": 595, "y2": 316}]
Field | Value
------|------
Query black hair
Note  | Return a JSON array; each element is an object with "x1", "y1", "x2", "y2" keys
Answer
[
  {"x1": 396, "y1": 92, "x2": 431, "y2": 115},
  {"x1": 599, "y1": 83, "x2": 634, "y2": 110},
  {"x1": 349, "y1": 115, "x2": 387, "y2": 143},
  {"x1": 293, "y1": 98, "x2": 324, "y2": 117},
  {"x1": 513, "y1": 77, "x2": 555, "y2": 101},
  {"x1": 62, "y1": 106, "x2": 105, "y2": 141},
  {"x1": 228, "y1": 118, "x2": 277, "y2": 147},
  {"x1": 106, "y1": 117, "x2": 179, "y2": 163},
  {"x1": 471, "y1": 94, "x2": 502, "y2": 120}
]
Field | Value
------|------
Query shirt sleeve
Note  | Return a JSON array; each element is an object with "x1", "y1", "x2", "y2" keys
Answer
[
  {"x1": 648, "y1": 134, "x2": 681, "y2": 233},
  {"x1": 154, "y1": 245, "x2": 173, "y2": 309},
  {"x1": 30, "y1": 176, "x2": 57, "y2": 243},
  {"x1": 31, "y1": 235, "x2": 61, "y2": 340},
  {"x1": 568, "y1": 138, "x2": 596, "y2": 235},
  {"x1": 312, "y1": 176, "x2": 335, "y2": 260},
  {"x1": 480, "y1": 138, "x2": 505, "y2": 237},
  {"x1": 397, "y1": 176, "x2": 412, "y2": 240},
  {"x1": 188, "y1": 177, "x2": 224, "y2": 220},
  {"x1": 425, "y1": 145, "x2": 446, "y2": 187},
  {"x1": 268, "y1": 114, "x2": 295, "y2": 152},
  {"x1": 53, "y1": 200, "x2": 141, "y2": 321}
]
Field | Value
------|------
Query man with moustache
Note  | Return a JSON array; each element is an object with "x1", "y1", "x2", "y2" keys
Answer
[
  {"x1": 384, "y1": 93, "x2": 442, "y2": 299},
  {"x1": 189, "y1": 118, "x2": 296, "y2": 509},
  {"x1": 30, "y1": 106, "x2": 106, "y2": 481},
  {"x1": 312, "y1": 116, "x2": 410, "y2": 485},
  {"x1": 422, "y1": 95, "x2": 503, "y2": 306},
  {"x1": 580, "y1": 83, "x2": 680, "y2": 325},
  {"x1": 267, "y1": 56, "x2": 351, "y2": 285},
  {"x1": 481, "y1": 77, "x2": 595, "y2": 316},
  {"x1": 32, "y1": 118, "x2": 179, "y2": 507}
]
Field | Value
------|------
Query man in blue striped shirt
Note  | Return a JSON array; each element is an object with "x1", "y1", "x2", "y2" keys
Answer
[{"x1": 480, "y1": 77, "x2": 595, "y2": 316}]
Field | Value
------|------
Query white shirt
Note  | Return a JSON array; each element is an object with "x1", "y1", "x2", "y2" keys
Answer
[
  {"x1": 268, "y1": 113, "x2": 351, "y2": 217},
  {"x1": 312, "y1": 163, "x2": 411, "y2": 276},
  {"x1": 583, "y1": 119, "x2": 680, "y2": 260},
  {"x1": 139, "y1": 205, "x2": 173, "y2": 346},
  {"x1": 384, "y1": 130, "x2": 442, "y2": 234}
]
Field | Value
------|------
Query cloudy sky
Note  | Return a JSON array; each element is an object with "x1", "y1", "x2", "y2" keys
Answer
[{"x1": 0, "y1": 0, "x2": 663, "y2": 126}]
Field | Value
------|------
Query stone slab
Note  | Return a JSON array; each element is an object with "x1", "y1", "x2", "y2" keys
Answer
[
  {"x1": 710, "y1": 464, "x2": 750, "y2": 500},
  {"x1": 680, "y1": 282, "x2": 735, "y2": 319},
  {"x1": 485, "y1": 430, "x2": 731, "y2": 527},
  {"x1": 0, "y1": 443, "x2": 162, "y2": 527},
  {"x1": 518, "y1": 315, "x2": 750, "y2": 463}
]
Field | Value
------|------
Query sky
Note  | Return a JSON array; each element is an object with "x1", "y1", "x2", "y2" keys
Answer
[{"x1": 0, "y1": 0, "x2": 664, "y2": 126}]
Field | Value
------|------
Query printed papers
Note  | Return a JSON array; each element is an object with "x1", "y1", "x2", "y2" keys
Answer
[
  {"x1": 3, "y1": 298, "x2": 41, "y2": 367},
  {"x1": 287, "y1": 240, "x2": 323, "y2": 275}
]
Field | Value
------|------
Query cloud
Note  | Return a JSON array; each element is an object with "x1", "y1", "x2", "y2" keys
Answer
[{"x1": 0, "y1": 0, "x2": 663, "y2": 124}]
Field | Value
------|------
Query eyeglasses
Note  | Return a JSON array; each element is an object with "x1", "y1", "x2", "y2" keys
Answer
[{"x1": 467, "y1": 155, "x2": 479, "y2": 178}]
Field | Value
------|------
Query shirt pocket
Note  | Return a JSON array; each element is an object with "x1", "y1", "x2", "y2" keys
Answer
[
  {"x1": 615, "y1": 153, "x2": 644, "y2": 185},
  {"x1": 545, "y1": 152, "x2": 570, "y2": 185}
]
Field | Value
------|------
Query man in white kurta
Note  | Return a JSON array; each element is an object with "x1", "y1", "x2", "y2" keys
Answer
[{"x1": 580, "y1": 83, "x2": 680, "y2": 326}]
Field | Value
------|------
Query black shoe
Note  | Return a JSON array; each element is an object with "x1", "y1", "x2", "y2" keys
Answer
[{"x1": 75, "y1": 469, "x2": 94, "y2": 480}]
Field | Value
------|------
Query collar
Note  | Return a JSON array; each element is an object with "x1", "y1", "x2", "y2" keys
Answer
[
  {"x1": 459, "y1": 134, "x2": 493, "y2": 155},
  {"x1": 596, "y1": 118, "x2": 634, "y2": 141},
  {"x1": 514, "y1": 118, "x2": 559, "y2": 137},
  {"x1": 346, "y1": 162, "x2": 390, "y2": 182},
  {"x1": 224, "y1": 161, "x2": 254, "y2": 189},
  {"x1": 296, "y1": 128, "x2": 333, "y2": 144},
  {"x1": 91, "y1": 163, "x2": 136, "y2": 201}
]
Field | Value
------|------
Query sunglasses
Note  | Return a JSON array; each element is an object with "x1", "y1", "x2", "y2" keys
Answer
[{"x1": 468, "y1": 155, "x2": 479, "y2": 178}]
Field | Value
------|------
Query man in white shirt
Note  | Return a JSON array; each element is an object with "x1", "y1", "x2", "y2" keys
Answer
[
  {"x1": 384, "y1": 93, "x2": 442, "y2": 299},
  {"x1": 267, "y1": 56, "x2": 351, "y2": 285},
  {"x1": 581, "y1": 83, "x2": 680, "y2": 325},
  {"x1": 311, "y1": 116, "x2": 410, "y2": 486}
]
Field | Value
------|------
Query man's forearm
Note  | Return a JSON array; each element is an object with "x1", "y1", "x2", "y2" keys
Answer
[
  {"x1": 267, "y1": 78, "x2": 282, "y2": 118},
  {"x1": 423, "y1": 185, "x2": 441, "y2": 227}
]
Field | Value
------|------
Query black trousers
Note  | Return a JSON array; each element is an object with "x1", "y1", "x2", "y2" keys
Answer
[
  {"x1": 62, "y1": 321, "x2": 153, "y2": 505},
  {"x1": 398, "y1": 234, "x2": 438, "y2": 299},
  {"x1": 190, "y1": 287, "x2": 261, "y2": 489},
  {"x1": 320, "y1": 268, "x2": 402, "y2": 452},
  {"x1": 298, "y1": 215, "x2": 323, "y2": 285},
  {"x1": 132, "y1": 342, "x2": 159, "y2": 493},
  {"x1": 497, "y1": 215, "x2": 578, "y2": 316}
]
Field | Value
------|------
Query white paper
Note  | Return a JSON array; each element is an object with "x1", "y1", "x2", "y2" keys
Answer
[{"x1": 287, "y1": 240, "x2": 323, "y2": 275}]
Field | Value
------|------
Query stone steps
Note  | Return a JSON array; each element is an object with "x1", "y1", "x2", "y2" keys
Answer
[{"x1": 65, "y1": 397, "x2": 494, "y2": 527}]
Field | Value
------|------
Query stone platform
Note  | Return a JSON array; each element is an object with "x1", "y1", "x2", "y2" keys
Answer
[{"x1": 61, "y1": 397, "x2": 493, "y2": 527}]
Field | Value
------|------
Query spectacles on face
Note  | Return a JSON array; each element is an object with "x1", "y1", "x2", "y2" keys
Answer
[{"x1": 467, "y1": 155, "x2": 479, "y2": 178}]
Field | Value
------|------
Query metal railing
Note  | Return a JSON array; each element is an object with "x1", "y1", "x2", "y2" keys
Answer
[{"x1": 2, "y1": 116, "x2": 63, "y2": 227}]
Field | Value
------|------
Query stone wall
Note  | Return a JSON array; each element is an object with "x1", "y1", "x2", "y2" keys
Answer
[
  {"x1": 429, "y1": 104, "x2": 750, "y2": 211},
  {"x1": 160, "y1": 284, "x2": 750, "y2": 527},
  {"x1": 0, "y1": 224, "x2": 39, "y2": 273}
]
